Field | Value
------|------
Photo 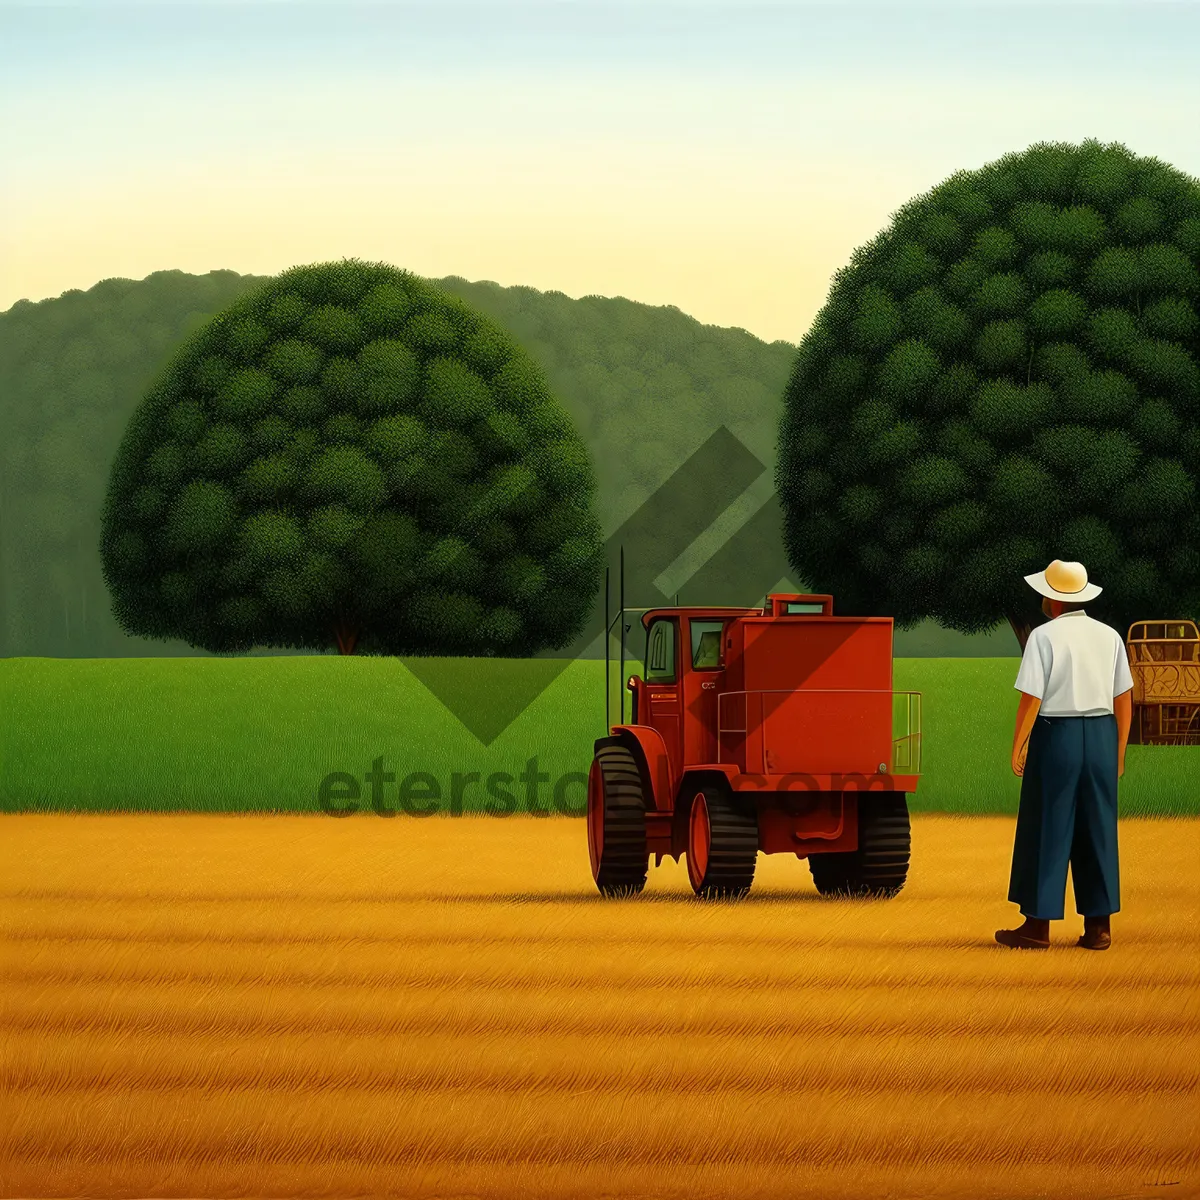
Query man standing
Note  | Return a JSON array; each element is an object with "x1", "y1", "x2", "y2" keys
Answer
[{"x1": 997, "y1": 560, "x2": 1134, "y2": 951}]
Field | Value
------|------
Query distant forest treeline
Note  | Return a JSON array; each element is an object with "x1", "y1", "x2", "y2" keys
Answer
[{"x1": 0, "y1": 269, "x2": 1016, "y2": 657}]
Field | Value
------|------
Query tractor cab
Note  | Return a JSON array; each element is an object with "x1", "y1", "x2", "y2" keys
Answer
[{"x1": 627, "y1": 596, "x2": 835, "y2": 770}]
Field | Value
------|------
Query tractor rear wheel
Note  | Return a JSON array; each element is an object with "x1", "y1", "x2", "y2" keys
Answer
[
  {"x1": 686, "y1": 782, "x2": 758, "y2": 899},
  {"x1": 808, "y1": 791, "x2": 910, "y2": 898},
  {"x1": 588, "y1": 744, "x2": 648, "y2": 896}
]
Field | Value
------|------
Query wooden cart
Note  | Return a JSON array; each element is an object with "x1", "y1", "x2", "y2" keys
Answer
[{"x1": 1126, "y1": 620, "x2": 1200, "y2": 746}]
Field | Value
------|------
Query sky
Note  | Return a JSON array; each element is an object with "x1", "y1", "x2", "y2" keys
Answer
[{"x1": 2, "y1": 1, "x2": 1198, "y2": 344}]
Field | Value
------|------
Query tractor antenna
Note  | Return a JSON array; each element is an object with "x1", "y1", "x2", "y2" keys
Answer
[
  {"x1": 674, "y1": 591, "x2": 679, "y2": 606},
  {"x1": 619, "y1": 545, "x2": 626, "y2": 726},
  {"x1": 604, "y1": 564, "x2": 610, "y2": 730}
]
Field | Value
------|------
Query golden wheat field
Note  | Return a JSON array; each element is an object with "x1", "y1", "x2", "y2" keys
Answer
[{"x1": 0, "y1": 813, "x2": 1198, "y2": 1200}]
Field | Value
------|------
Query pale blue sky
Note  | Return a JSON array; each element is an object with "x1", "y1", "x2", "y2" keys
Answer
[{"x1": 3, "y1": 2, "x2": 1198, "y2": 340}]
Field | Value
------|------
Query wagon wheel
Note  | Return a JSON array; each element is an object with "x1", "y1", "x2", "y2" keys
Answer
[
  {"x1": 587, "y1": 744, "x2": 648, "y2": 896},
  {"x1": 1185, "y1": 706, "x2": 1200, "y2": 746},
  {"x1": 809, "y1": 792, "x2": 911, "y2": 898},
  {"x1": 686, "y1": 781, "x2": 758, "y2": 899}
]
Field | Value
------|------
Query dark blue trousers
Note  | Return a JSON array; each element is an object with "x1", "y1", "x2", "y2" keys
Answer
[{"x1": 1008, "y1": 714, "x2": 1121, "y2": 920}]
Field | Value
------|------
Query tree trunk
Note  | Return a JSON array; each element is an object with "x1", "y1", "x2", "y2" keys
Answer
[
  {"x1": 1007, "y1": 614, "x2": 1032, "y2": 653},
  {"x1": 333, "y1": 620, "x2": 360, "y2": 656}
]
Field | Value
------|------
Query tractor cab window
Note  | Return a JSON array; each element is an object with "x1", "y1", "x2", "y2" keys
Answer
[
  {"x1": 645, "y1": 618, "x2": 677, "y2": 683},
  {"x1": 690, "y1": 620, "x2": 725, "y2": 669}
]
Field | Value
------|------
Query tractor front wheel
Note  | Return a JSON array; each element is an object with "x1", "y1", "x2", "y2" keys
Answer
[
  {"x1": 686, "y1": 782, "x2": 758, "y2": 899},
  {"x1": 588, "y1": 744, "x2": 649, "y2": 896},
  {"x1": 808, "y1": 791, "x2": 910, "y2": 898}
]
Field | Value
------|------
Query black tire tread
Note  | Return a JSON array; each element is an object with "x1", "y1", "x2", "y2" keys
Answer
[
  {"x1": 692, "y1": 784, "x2": 758, "y2": 899},
  {"x1": 592, "y1": 745, "x2": 648, "y2": 896},
  {"x1": 809, "y1": 792, "x2": 910, "y2": 898}
]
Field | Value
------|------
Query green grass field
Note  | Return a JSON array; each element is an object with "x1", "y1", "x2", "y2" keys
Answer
[{"x1": 0, "y1": 657, "x2": 1195, "y2": 816}]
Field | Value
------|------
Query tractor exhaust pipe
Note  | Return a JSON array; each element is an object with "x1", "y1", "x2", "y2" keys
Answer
[
  {"x1": 604, "y1": 564, "x2": 610, "y2": 730},
  {"x1": 619, "y1": 545, "x2": 626, "y2": 726}
]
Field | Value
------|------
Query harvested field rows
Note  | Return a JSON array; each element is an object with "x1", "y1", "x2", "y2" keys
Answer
[{"x1": 1, "y1": 813, "x2": 1198, "y2": 1199}]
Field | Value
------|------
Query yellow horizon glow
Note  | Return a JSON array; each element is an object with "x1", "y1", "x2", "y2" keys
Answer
[
  {"x1": 5, "y1": 8, "x2": 1198, "y2": 345},
  {"x1": 1, "y1": 142, "x2": 932, "y2": 345}
]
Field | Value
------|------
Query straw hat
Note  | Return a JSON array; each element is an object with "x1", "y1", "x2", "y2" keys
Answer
[{"x1": 1024, "y1": 559, "x2": 1102, "y2": 603}]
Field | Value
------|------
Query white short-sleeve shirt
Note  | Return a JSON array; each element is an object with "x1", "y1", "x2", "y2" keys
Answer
[{"x1": 1014, "y1": 610, "x2": 1134, "y2": 716}]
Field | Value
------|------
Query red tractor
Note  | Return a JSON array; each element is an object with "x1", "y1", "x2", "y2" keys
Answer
[{"x1": 587, "y1": 573, "x2": 922, "y2": 899}]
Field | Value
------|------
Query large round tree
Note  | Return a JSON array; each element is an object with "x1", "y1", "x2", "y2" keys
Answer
[
  {"x1": 777, "y1": 140, "x2": 1200, "y2": 648},
  {"x1": 101, "y1": 260, "x2": 604, "y2": 655}
]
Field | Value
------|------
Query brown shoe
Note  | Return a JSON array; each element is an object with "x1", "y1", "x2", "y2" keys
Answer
[
  {"x1": 995, "y1": 917, "x2": 1050, "y2": 949},
  {"x1": 1078, "y1": 916, "x2": 1111, "y2": 951}
]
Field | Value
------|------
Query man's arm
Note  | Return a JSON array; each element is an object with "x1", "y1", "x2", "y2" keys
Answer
[
  {"x1": 1012, "y1": 691, "x2": 1041, "y2": 776},
  {"x1": 1114, "y1": 688, "x2": 1132, "y2": 777},
  {"x1": 1113, "y1": 636, "x2": 1135, "y2": 779}
]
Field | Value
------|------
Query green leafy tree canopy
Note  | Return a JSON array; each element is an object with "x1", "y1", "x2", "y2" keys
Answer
[
  {"x1": 777, "y1": 140, "x2": 1200, "y2": 646},
  {"x1": 100, "y1": 260, "x2": 604, "y2": 655}
]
